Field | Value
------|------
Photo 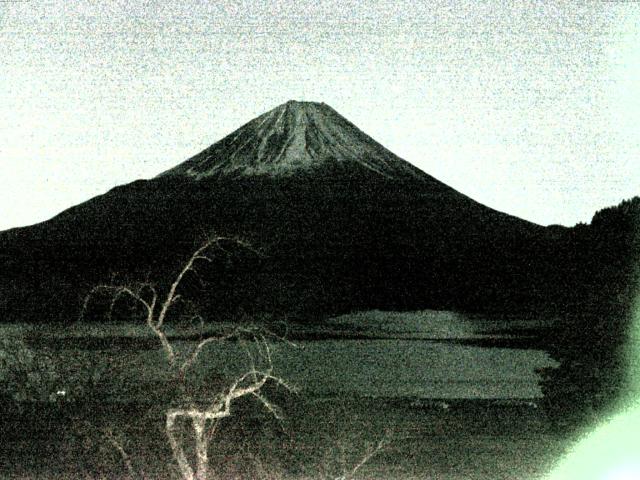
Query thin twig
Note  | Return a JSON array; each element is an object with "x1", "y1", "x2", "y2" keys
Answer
[{"x1": 104, "y1": 428, "x2": 137, "y2": 480}]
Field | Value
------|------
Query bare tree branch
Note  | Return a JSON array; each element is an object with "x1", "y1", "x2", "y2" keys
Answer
[
  {"x1": 165, "y1": 364, "x2": 293, "y2": 480},
  {"x1": 156, "y1": 238, "x2": 223, "y2": 330},
  {"x1": 82, "y1": 235, "x2": 289, "y2": 480},
  {"x1": 251, "y1": 391, "x2": 283, "y2": 419},
  {"x1": 179, "y1": 328, "x2": 240, "y2": 373},
  {"x1": 332, "y1": 435, "x2": 389, "y2": 480},
  {"x1": 103, "y1": 428, "x2": 137, "y2": 480},
  {"x1": 343, "y1": 436, "x2": 388, "y2": 480}
]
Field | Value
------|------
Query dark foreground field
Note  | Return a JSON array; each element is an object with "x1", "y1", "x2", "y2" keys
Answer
[{"x1": 1, "y1": 396, "x2": 572, "y2": 480}]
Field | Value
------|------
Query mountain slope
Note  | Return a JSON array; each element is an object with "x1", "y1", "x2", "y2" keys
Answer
[
  {"x1": 159, "y1": 100, "x2": 428, "y2": 181},
  {"x1": 0, "y1": 101, "x2": 559, "y2": 323}
]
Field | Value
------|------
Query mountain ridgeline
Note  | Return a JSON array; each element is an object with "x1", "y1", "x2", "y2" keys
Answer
[
  {"x1": 0, "y1": 101, "x2": 636, "y2": 326},
  {"x1": 160, "y1": 100, "x2": 427, "y2": 180}
]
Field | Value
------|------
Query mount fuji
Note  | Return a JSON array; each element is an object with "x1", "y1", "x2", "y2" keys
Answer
[
  {"x1": 161, "y1": 100, "x2": 428, "y2": 180},
  {"x1": 0, "y1": 101, "x2": 561, "y2": 323}
]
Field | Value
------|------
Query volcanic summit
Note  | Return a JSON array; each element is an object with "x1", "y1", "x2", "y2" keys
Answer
[{"x1": 160, "y1": 100, "x2": 426, "y2": 180}]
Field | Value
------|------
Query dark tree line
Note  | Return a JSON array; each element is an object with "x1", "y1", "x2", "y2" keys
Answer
[{"x1": 539, "y1": 197, "x2": 640, "y2": 429}]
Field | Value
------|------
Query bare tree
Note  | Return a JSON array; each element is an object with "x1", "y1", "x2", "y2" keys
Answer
[
  {"x1": 316, "y1": 434, "x2": 389, "y2": 480},
  {"x1": 82, "y1": 236, "x2": 295, "y2": 480},
  {"x1": 333, "y1": 436, "x2": 388, "y2": 480}
]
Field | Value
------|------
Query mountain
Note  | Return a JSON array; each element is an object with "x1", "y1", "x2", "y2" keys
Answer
[
  {"x1": 160, "y1": 100, "x2": 426, "y2": 180},
  {"x1": 0, "y1": 101, "x2": 567, "y2": 323}
]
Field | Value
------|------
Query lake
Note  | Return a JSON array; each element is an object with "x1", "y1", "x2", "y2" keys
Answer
[
  {"x1": 0, "y1": 310, "x2": 567, "y2": 480},
  {"x1": 8, "y1": 309, "x2": 558, "y2": 402}
]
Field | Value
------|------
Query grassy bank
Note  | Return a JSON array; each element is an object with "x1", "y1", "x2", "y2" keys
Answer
[{"x1": 1, "y1": 395, "x2": 572, "y2": 480}]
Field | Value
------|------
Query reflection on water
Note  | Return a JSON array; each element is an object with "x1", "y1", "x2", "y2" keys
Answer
[
  {"x1": 271, "y1": 310, "x2": 558, "y2": 399},
  {"x1": 272, "y1": 339, "x2": 555, "y2": 399},
  {"x1": 111, "y1": 337, "x2": 555, "y2": 400}
]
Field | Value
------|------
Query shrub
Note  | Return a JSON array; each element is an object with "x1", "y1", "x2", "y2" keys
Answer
[{"x1": 0, "y1": 333, "x2": 57, "y2": 403}]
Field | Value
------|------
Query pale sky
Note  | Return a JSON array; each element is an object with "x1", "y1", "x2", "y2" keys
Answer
[{"x1": 1, "y1": 0, "x2": 639, "y2": 230}]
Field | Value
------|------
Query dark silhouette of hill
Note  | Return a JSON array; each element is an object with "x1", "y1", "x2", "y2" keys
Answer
[
  {"x1": 539, "y1": 197, "x2": 640, "y2": 430},
  {"x1": 0, "y1": 102, "x2": 632, "y2": 332}
]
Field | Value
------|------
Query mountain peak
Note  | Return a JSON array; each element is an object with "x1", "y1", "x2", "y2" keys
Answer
[
  {"x1": 159, "y1": 101, "x2": 425, "y2": 180},
  {"x1": 283, "y1": 99, "x2": 325, "y2": 107}
]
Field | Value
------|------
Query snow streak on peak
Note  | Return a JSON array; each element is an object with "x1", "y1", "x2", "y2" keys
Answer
[{"x1": 160, "y1": 101, "x2": 425, "y2": 180}]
